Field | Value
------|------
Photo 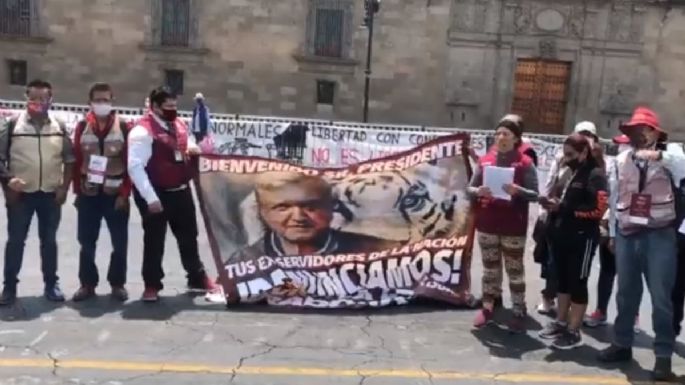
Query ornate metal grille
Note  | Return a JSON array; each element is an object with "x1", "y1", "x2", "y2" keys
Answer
[
  {"x1": 161, "y1": 0, "x2": 190, "y2": 47},
  {"x1": 0, "y1": 0, "x2": 32, "y2": 38}
]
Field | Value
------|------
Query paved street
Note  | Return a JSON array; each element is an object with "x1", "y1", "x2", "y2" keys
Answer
[{"x1": 0, "y1": 195, "x2": 684, "y2": 385}]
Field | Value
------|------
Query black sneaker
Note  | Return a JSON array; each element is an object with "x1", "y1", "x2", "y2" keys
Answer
[
  {"x1": 0, "y1": 287, "x2": 17, "y2": 306},
  {"x1": 44, "y1": 284, "x2": 65, "y2": 302},
  {"x1": 652, "y1": 357, "x2": 674, "y2": 382},
  {"x1": 552, "y1": 329, "x2": 582, "y2": 350},
  {"x1": 598, "y1": 345, "x2": 632, "y2": 363},
  {"x1": 539, "y1": 321, "x2": 567, "y2": 340}
]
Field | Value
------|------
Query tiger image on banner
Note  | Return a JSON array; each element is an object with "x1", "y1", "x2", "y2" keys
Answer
[{"x1": 196, "y1": 134, "x2": 475, "y2": 308}]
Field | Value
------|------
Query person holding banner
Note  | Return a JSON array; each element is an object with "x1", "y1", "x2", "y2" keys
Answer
[
  {"x1": 71, "y1": 83, "x2": 131, "y2": 302},
  {"x1": 538, "y1": 133, "x2": 608, "y2": 349},
  {"x1": 127, "y1": 86, "x2": 219, "y2": 302},
  {"x1": 0, "y1": 79, "x2": 75, "y2": 305},
  {"x1": 599, "y1": 107, "x2": 685, "y2": 381},
  {"x1": 468, "y1": 114, "x2": 539, "y2": 333}
]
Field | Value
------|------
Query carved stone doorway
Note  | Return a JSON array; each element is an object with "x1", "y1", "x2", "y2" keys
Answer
[{"x1": 511, "y1": 58, "x2": 572, "y2": 134}]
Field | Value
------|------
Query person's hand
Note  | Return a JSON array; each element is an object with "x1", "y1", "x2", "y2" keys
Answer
[
  {"x1": 477, "y1": 186, "x2": 492, "y2": 198},
  {"x1": 187, "y1": 144, "x2": 201, "y2": 156},
  {"x1": 502, "y1": 183, "x2": 521, "y2": 196},
  {"x1": 147, "y1": 200, "x2": 163, "y2": 214},
  {"x1": 8, "y1": 177, "x2": 26, "y2": 192},
  {"x1": 634, "y1": 150, "x2": 661, "y2": 161},
  {"x1": 54, "y1": 187, "x2": 67, "y2": 205},
  {"x1": 114, "y1": 196, "x2": 129, "y2": 211},
  {"x1": 544, "y1": 197, "x2": 560, "y2": 212},
  {"x1": 608, "y1": 238, "x2": 615, "y2": 254}
]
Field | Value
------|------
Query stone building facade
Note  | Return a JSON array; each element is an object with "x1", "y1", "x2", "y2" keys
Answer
[{"x1": 1, "y1": 0, "x2": 684, "y2": 138}]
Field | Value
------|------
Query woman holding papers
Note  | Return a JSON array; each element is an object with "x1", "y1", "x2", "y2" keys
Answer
[
  {"x1": 468, "y1": 114, "x2": 539, "y2": 333},
  {"x1": 538, "y1": 133, "x2": 608, "y2": 350}
]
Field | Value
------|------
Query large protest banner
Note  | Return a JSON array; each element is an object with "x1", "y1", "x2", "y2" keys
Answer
[
  {"x1": 196, "y1": 134, "x2": 476, "y2": 308},
  {"x1": 305, "y1": 124, "x2": 490, "y2": 166}
]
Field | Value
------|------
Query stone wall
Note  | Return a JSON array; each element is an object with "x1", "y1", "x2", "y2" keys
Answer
[{"x1": 0, "y1": 0, "x2": 684, "y2": 138}]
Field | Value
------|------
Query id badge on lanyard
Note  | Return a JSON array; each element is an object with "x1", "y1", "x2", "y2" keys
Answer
[{"x1": 87, "y1": 155, "x2": 108, "y2": 184}]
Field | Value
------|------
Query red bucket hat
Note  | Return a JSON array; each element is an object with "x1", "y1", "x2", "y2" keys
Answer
[{"x1": 620, "y1": 107, "x2": 666, "y2": 139}]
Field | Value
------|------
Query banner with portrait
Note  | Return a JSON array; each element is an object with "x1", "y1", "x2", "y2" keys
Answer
[{"x1": 196, "y1": 134, "x2": 476, "y2": 308}]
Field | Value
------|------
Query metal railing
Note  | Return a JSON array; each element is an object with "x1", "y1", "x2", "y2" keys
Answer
[{"x1": 0, "y1": 98, "x2": 580, "y2": 142}]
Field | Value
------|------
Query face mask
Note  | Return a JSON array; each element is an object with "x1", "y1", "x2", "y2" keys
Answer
[
  {"x1": 27, "y1": 100, "x2": 50, "y2": 116},
  {"x1": 161, "y1": 108, "x2": 177, "y2": 122},
  {"x1": 618, "y1": 144, "x2": 631, "y2": 153},
  {"x1": 92, "y1": 103, "x2": 113, "y2": 117},
  {"x1": 566, "y1": 158, "x2": 581, "y2": 170}
]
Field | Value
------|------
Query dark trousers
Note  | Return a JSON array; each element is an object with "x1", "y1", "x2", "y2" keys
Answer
[
  {"x1": 4, "y1": 191, "x2": 61, "y2": 288},
  {"x1": 133, "y1": 187, "x2": 206, "y2": 290},
  {"x1": 596, "y1": 242, "x2": 616, "y2": 314},
  {"x1": 76, "y1": 194, "x2": 129, "y2": 287},
  {"x1": 672, "y1": 234, "x2": 685, "y2": 335},
  {"x1": 553, "y1": 230, "x2": 598, "y2": 305}
]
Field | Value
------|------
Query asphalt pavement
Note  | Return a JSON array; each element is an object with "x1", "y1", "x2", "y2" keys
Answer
[{"x1": 0, "y1": 194, "x2": 684, "y2": 385}]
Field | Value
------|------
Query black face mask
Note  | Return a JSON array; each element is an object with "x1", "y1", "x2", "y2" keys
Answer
[
  {"x1": 161, "y1": 108, "x2": 177, "y2": 122},
  {"x1": 566, "y1": 159, "x2": 581, "y2": 170}
]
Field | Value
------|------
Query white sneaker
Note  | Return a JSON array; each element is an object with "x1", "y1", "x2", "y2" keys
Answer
[{"x1": 536, "y1": 301, "x2": 556, "y2": 316}]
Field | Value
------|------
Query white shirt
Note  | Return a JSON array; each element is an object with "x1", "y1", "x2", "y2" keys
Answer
[
  {"x1": 127, "y1": 113, "x2": 199, "y2": 205},
  {"x1": 608, "y1": 143, "x2": 685, "y2": 237}
]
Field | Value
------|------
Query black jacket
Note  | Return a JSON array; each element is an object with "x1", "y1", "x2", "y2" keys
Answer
[{"x1": 550, "y1": 161, "x2": 608, "y2": 235}]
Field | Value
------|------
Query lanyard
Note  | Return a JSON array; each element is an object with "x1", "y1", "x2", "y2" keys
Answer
[
  {"x1": 633, "y1": 155, "x2": 649, "y2": 192},
  {"x1": 560, "y1": 169, "x2": 578, "y2": 202}
]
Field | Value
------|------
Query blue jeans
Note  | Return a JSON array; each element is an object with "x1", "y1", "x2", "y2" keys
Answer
[
  {"x1": 76, "y1": 194, "x2": 129, "y2": 287},
  {"x1": 3, "y1": 191, "x2": 61, "y2": 288},
  {"x1": 614, "y1": 227, "x2": 677, "y2": 357}
]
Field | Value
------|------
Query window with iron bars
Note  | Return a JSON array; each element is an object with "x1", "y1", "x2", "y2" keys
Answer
[
  {"x1": 306, "y1": 0, "x2": 353, "y2": 59},
  {"x1": 161, "y1": 0, "x2": 190, "y2": 47},
  {"x1": 0, "y1": 0, "x2": 33, "y2": 38}
]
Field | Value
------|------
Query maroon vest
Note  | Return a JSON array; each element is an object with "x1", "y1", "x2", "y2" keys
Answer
[
  {"x1": 138, "y1": 114, "x2": 193, "y2": 190},
  {"x1": 474, "y1": 148, "x2": 532, "y2": 236}
]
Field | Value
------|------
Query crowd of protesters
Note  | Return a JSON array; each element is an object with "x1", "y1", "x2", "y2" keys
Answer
[
  {"x1": 1, "y1": 79, "x2": 685, "y2": 381},
  {"x1": 468, "y1": 109, "x2": 685, "y2": 381},
  {"x1": 0, "y1": 80, "x2": 220, "y2": 306}
]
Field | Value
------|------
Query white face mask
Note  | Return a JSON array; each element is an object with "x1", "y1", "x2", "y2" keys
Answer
[
  {"x1": 618, "y1": 144, "x2": 631, "y2": 153},
  {"x1": 92, "y1": 103, "x2": 113, "y2": 117}
]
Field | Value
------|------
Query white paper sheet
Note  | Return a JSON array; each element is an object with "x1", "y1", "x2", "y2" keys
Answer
[{"x1": 483, "y1": 166, "x2": 515, "y2": 201}]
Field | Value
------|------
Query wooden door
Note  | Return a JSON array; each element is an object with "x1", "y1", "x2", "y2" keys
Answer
[{"x1": 511, "y1": 59, "x2": 571, "y2": 134}]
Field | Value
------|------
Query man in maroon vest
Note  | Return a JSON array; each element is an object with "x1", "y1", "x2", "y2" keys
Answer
[{"x1": 127, "y1": 86, "x2": 218, "y2": 302}]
